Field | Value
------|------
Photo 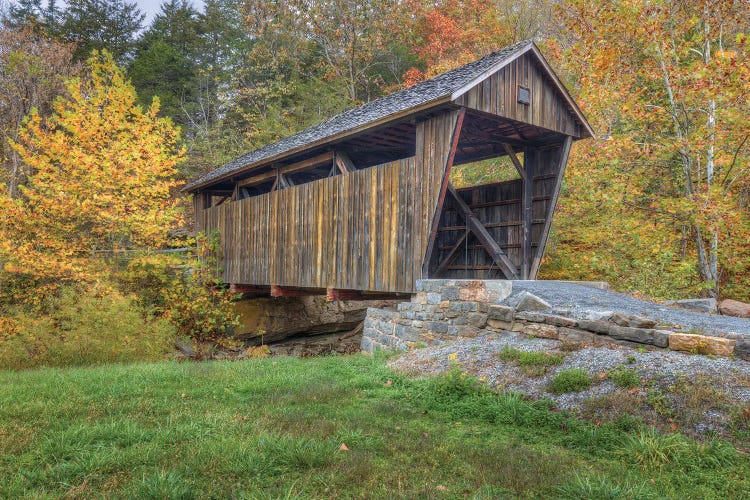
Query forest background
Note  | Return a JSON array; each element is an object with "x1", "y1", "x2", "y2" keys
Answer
[{"x1": 0, "y1": 0, "x2": 748, "y2": 367}]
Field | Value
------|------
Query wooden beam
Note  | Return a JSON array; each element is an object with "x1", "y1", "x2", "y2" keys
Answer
[
  {"x1": 521, "y1": 146, "x2": 533, "y2": 279},
  {"x1": 529, "y1": 136, "x2": 572, "y2": 279},
  {"x1": 326, "y1": 288, "x2": 408, "y2": 301},
  {"x1": 422, "y1": 108, "x2": 466, "y2": 276},
  {"x1": 270, "y1": 285, "x2": 325, "y2": 298},
  {"x1": 229, "y1": 284, "x2": 270, "y2": 295},
  {"x1": 334, "y1": 151, "x2": 355, "y2": 174},
  {"x1": 434, "y1": 231, "x2": 468, "y2": 276},
  {"x1": 447, "y1": 184, "x2": 519, "y2": 279},
  {"x1": 237, "y1": 151, "x2": 334, "y2": 188},
  {"x1": 502, "y1": 143, "x2": 526, "y2": 180}
]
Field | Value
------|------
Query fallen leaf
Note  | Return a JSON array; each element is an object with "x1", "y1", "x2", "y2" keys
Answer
[
  {"x1": 339, "y1": 443, "x2": 349, "y2": 451},
  {"x1": 437, "y1": 485, "x2": 448, "y2": 491},
  {"x1": 384, "y1": 380, "x2": 393, "y2": 387},
  {"x1": 422, "y1": 432, "x2": 430, "y2": 438}
]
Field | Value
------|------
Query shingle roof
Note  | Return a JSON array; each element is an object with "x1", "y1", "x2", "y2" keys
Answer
[{"x1": 185, "y1": 40, "x2": 534, "y2": 192}]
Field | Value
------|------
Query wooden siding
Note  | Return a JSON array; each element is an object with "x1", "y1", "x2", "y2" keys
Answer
[
  {"x1": 197, "y1": 110, "x2": 462, "y2": 293},
  {"x1": 430, "y1": 143, "x2": 566, "y2": 279},
  {"x1": 454, "y1": 52, "x2": 582, "y2": 137}
]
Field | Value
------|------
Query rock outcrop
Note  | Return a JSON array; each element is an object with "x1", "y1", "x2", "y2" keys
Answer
[{"x1": 235, "y1": 296, "x2": 396, "y2": 343}]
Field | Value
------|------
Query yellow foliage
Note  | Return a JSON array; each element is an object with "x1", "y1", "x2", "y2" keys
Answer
[{"x1": 0, "y1": 50, "x2": 183, "y2": 294}]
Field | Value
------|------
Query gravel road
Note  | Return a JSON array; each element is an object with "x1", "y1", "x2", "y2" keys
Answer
[{"x1": 509, "y1": 281, "x2": 750, "y2": 339}]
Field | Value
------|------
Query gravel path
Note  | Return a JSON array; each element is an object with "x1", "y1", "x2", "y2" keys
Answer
[
  {"x1": 509, "y1": 281, "x2": 750, "y2": 339},
  {"x1": 390, "y1": 333, "x2": 750, "y2": 440}
]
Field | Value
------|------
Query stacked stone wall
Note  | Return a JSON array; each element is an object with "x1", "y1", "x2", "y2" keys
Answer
[{"x1": 361, "y1": 280, "x2": 750, "y2": 360}]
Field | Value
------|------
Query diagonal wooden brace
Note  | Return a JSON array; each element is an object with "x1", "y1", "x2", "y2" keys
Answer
[{"x1": 447, "y1": 184, "x2": 519, "y2": 279}]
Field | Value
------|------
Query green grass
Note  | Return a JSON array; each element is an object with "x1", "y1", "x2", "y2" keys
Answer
[
  {"x1": 498, "y1": 346, "x2": 565, "y2": 376},
  {"x1": 549, "y1": 368, "x2": 593, "y2": 394},
  {"x1": 1, "y1": 355, "x2": 748, "y2": 498},
  {"x1": 609, "y1": 366, "x2": 642, "y2": 389}
]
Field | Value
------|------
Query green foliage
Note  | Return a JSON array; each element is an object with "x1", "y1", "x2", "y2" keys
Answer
[
  {"x1": 548, "y1": 368, "x2": 592, "y2": 394},
  {"x1": 609, "y1": 366, "x2": 641, "y2": 389},
  {"x1": 498, "y1": 346, "x2": 565, "y2": 376},
  {"x1": 0, "y1": 287, "x2": 175, "y2": 370},
  {"x1": 118, "y1": 232, "x2": 238, "y2": 346}
]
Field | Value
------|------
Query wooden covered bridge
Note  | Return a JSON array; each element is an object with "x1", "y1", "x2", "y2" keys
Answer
[{"x1": 186, "y1": 40, "x2": 593, "y2": 298}]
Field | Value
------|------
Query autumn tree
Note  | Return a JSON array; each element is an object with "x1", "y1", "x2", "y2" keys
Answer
[
  {"x1": 400, "y1": 0, "x2": 556, "y2": 84},
  {"x1": 548, "y1": 0, "x2": 750, "y2": 299},
  {"x1": 0, "y1": 50, "x2": 183, "y2": 289},
  {"x1": 0, "y1": 27, "x2": 78, "y2": 197}
]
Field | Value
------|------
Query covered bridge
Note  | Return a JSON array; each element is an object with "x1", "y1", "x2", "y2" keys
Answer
[{"x1": 185, "y1": 40, "x2": 594, "y2": 298}]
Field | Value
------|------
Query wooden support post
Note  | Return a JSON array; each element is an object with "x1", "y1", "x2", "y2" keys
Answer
[
  {"x1": 422, "y1": 108, "x2": 466, "y2": 276},
  {"x1": 529, "y1": 136, "x2": 572, "y2": 279},
  {"x1": 237, "y1": 151, "x2": 334, "y2": 189},
  {"x1": 521, "y1": 146, "x2": 533, "y2": 279},
  {"x1": 502, "y1": 143, "x2": 526, "y2": 180},
  {"x1": 447, "y1": 184, "x2": 519, "y2": 279}
]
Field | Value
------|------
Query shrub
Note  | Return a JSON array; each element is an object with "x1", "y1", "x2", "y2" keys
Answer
[
  {"x1": 0, "y1": 287, "x2": 175, "y2": 370},
  {"x1": 609, "y1": 366, "x2": 641, "y2": 389},
  {"x1": 548, "y1": 368, "x2": 592, "y2": 394},
  {"x1": 118, "y1": 231, "x2": 238, "y2": 349}
]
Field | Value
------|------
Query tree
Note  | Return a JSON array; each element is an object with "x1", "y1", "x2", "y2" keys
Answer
[
  {"x1": 0, "y1": 27, "x2": 78, "y2": 198},
  {"x1": 2, "y1": 0, "x2": 61, "y2": 34},
  {"x1": 400, "y1": 0, "x2": 556, "y2": 84},
  {"x1": 551, "y1": 0, "x2": 750, "y2": 299},
  {"x1": 59, "y1": 0, "x2": 145, "y2": 62},
  {"x1": 0, "y1": 50, "x2": 183, "y2": 287}
]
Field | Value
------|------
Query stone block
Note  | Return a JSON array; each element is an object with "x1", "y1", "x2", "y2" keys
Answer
[
  {"x1": 611, "y1": 313, "x2": 657, "y2": 329},
  {"x1": 455, "y1": 326, "x2": 482, "y2": 338},
  {"x1": 366, "y1": 307, "x2": 395, "y2": 320},
  {"x1": 558, "y1": 327, "x2": 596, "y2": 343},
  {"x1": 674, "y1": 298, "x2": 718, "y2": 314},
  {"x1": 451, "y1": 301, "x2": 478, "y2": 312},
  {"x1": 414, "y1": 292, "x2": 428, "y2": 305},
  {"x1": 488, "y1": 304, "x2": 514, "y2": 322},
  {"x1": 426, "y1": 292, "x2": 442, "y2": 305},
  {"x1": 523, "y1": 323, "x2": 558, "y2": 339},
  {"x1": 440, "y1": 300, "x2": 451, "y2": 309},
  {"x1": 668, "y1": 333, "x2": 735, "y2": 356},
  {"x1": 734, "y1": 340, "x2": 750, "y2": 361},
  {"x1": 582, "y1": 310, "x2": 613, "y2": 321},
  {"x1": 397, "y1": 302, "x2": 422, "y2": 312},
  {"x1": 456, "y1": 280, "x2": 512, "y2": 303},
  {"x1": 440, "y1": 286, "x2": 460, "y2": 301},
  {"x1": 411, "y1": 320, "x2": 424, "y2": 328},
  {"x1": 487, "y1": 319, "x2": 514, "y2": 330},
  {"x1": 608, "y1": 325, "x2": 668, "y2": 347},
  {"x1": 414, "y1": 280, "x2": 446, "y2": 293},
  {"x1": 514, "y1": 291, "x2": 552, "y2": 312},
  {"x1": 541, "y1": 314, "x2": 578, "y2": 328},
  {"x1": 467, "y1": 312, "x2": 488, "y2": 328},
  {"x1": 576, "y1": 319, "x2": 611, "y2": 335},
  {"x1": 395, "y1": 324, "x2": 421, "y2": 341},
  {"x1": 514, "y1": 311, "x2": 546, "y2": 323},
  {"x1": 427, "y1": 321, "x2": 449, "y2": 334},
  {"x1": 718, "y1": 299, "x2": 750, "y2": 318}
]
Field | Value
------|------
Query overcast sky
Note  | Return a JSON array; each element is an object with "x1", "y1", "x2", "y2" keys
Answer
[{"x1": 135, "y1": 0, "x2": 205, "y2": 22}]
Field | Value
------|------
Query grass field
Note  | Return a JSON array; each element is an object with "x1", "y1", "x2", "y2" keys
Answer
[{"x1": 1, "y1": 354, "x2": 748, "y2": 498}]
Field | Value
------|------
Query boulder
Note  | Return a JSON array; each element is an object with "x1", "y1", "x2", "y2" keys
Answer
[
  {"x1": 610, "y1": 313, "x2": 657, "y2": 329},
  {"x1": 718, "y1": 299, "x2": 750, "y2": 318},
  {"x1": 673, "y1": 298, "x2": 718, "y2": 314},
  {"x1": 513, "y1": 291, "x2": 552, "y2": 312}
]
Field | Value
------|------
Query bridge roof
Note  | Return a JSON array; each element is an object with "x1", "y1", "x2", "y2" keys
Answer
[{"x1": 185, "y1": 40, "x2": 592, "y2": 192}]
